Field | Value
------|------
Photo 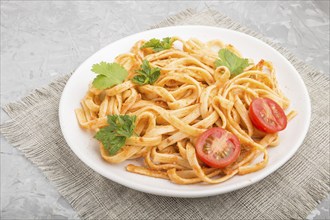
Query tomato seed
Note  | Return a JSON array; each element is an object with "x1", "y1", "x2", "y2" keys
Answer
[
  {"x1": 214, "y1": 153, "x2": 221, "y2": 160},
  {"x1": 267, "y1": 118, "x2": 276, "y2": 126}
]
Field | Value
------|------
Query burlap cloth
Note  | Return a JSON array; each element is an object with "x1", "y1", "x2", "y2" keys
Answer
[{"x1": 1, "y1": 9, "x2": 329, "y2": 220}]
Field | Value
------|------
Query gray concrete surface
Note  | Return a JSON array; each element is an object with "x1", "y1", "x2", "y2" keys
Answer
[{"x1": 1, "y1": 1, "x2": 329, "y2": 219}]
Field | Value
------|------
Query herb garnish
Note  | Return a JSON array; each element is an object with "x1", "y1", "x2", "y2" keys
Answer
[
  {"x1": 132, "y1": 60, "x2": 161, "y2": 85},
  {"x1": 91, "y1": 62, "x2": 128, "y2": 89},
  {"x1": 140, "y1": 37, "x2": 173, "y2": 52},
  {"x1": 95, "y1": 115, "x2": 136, "y2": 155},
  {"x1": 215, "y1": 49, "x2": 249, "y2": 77}
]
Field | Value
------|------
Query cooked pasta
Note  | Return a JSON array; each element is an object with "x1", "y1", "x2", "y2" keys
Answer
[{"x1": 75, "y1": 37, "x2": 297, "y2": 184}]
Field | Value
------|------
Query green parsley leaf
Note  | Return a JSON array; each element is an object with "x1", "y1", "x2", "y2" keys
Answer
[
  {"x1": 215, "y1": 49, "x2": 249, "y2": 77},
  {"x1": 91, "y1": 62, "x2": 128, "y2": 89},
  {"x1": 132, "y1": 60, "x2": 161, "y2": 85},
  {"x1": 94, "y1": 115, "x2": 136, "y2": 155},
  {"x1": 140, "y1": 37, "x2": 173, "y2": 52}
]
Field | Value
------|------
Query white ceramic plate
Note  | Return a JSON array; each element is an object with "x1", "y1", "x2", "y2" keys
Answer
[{"x1": 59, "y1": 26, "x2": 311, "y2": 198}]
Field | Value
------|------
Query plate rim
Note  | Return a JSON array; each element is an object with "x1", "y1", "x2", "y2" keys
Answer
[{"x1": 59, "y1": 25, "x2": 311, "y2": 198}]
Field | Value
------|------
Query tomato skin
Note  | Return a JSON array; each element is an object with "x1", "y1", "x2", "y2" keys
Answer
[
  {"x1": 249, "y1": 98, "x2": 287, "y2": 133},
  {"x1": 195, "y1": 128, "x2": 241, "y2": 168}
]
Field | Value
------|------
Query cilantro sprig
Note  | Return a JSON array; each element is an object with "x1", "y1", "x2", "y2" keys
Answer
[
  {"x1": 140, "y1": 37, "x2": 173, "y2": 52},
  {"x1": 132, "y1": 60, "x2": 161, "y2": 85},
  {"x1": 91, "y1": 62, "x2": 128, "y2": 89},
  {"x1": 94, "y1": 115, "x2": 136, "y2": 155},
  {"x1": 215, "y1": 49, "x2": 249, "y2": 77}
]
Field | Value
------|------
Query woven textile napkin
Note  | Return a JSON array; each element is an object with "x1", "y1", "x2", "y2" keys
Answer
[{"x1": 1, "y1": 9, "x2": 329, "y2": 219}]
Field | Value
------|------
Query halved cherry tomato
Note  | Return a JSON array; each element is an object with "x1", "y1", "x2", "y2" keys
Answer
[
  {"x1": 195, "y1": 127, "x2": 240, "y2": 168},
  {"x1": 249, "y1": 98, "x2": 287, "y2": 133}
]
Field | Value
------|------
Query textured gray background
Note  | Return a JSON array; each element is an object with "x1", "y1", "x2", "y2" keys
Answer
[{"x1": 1, "y1": 1, "x2": 329, "y2": 219}]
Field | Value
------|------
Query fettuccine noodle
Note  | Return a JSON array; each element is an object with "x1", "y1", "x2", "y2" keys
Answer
[{"x1": 75, "y1": 37, "x2": 297, "y2": 184}]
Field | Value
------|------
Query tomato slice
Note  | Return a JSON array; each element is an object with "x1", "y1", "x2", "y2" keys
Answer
[
  {"x1": 195, "y1": 127, "x2": 241, "y2": 168},
  {"x1": 249, "y1": 98, "x2": 287, "y2": 133}
]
